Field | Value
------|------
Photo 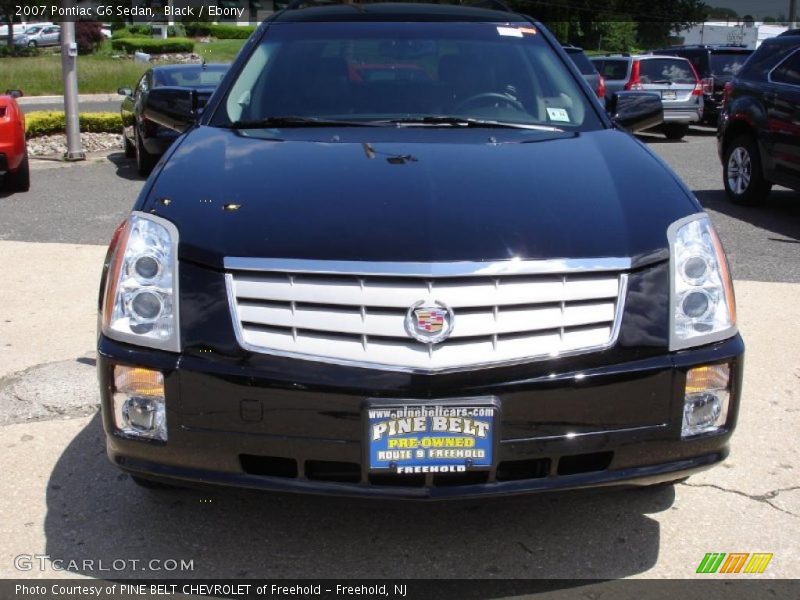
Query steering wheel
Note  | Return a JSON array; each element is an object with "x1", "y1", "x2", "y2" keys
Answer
[{"x1": 453, "y1": 92, "x2": 526, "y2": 114}]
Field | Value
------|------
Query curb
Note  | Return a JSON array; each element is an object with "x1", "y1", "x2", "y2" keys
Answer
[
  {"x1": 29, "y1": 149, "x2": 125, "y2": 170},
  {"x1": 17, "y1": 93, "x2": 119, "y2": 106}
]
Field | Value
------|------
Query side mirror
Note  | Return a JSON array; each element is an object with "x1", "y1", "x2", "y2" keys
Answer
[
  {"x1": 607, "y1": 91, "x2": 664, "y2": 133},
  {"x1": 117, "y1": 87, "x2": 133, "y2": 97},
  {"x1": 6, "y1": 89, "x2": 24, "y2": 99},
  {"x1": 142, "y1": 87, "x2": 200, "y2": 133}
]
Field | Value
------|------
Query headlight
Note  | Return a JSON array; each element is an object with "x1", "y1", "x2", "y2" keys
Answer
[
  {"x1": 669, "y1": 213, "x2": 737, "y2": 350},
  {"x1": 101, "y1": 212, "x2": 180, "y2": 351}
]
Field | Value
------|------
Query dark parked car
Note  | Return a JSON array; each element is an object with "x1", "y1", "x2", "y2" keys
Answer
[
  {"x1": 563, "y1": 44, "x2": 605, "y2": 100},
  {"x1": 98, "y1": 2, "x2": 742, "y2": 499},
  {"x1": 590, "y1": 54, "x2": 703, "y2": 139},
  {"x1": 718, "y1": 33, "x2": 800, "y2": 204},
  {"x1": 118, "y1": 63, "x2": 228, "y2": 176},
  {"x1": 652, "y1": 45, "x2": 753, "y2": 125}
]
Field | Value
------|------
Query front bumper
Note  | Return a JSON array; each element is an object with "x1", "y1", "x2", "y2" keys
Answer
[{"x1": 98, "y1": 334, "x2": 744, "y2": 499}]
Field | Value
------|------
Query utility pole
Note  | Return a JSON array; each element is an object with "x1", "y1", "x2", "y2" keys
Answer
[
  {"x1": 60, "y1": 1, "x2": 84, "y2": 161},
  {"x1": 790, "y1": 0, "x2": 797, "y2": 27}
]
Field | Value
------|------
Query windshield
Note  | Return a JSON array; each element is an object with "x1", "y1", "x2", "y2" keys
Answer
[
  {"x1": 709, "y1": 53, "x2": 750, "y2": 78},
  {"x1": 211, "y1": 22, "x2": 602, "y2": 131}
]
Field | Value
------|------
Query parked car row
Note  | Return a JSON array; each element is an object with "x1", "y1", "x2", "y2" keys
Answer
[
  {"x1": 590, "y1": 53, "x2": 704, "y2": 139},
  {"x1": 652, "y1": 44, "x2": 753, "y2": 125}
]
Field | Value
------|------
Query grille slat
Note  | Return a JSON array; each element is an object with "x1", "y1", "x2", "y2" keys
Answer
[
  {"x1": 226, "y1": 260, "x2": 627, "y2": 372},
  {"x1": 232, "y1": 273, "x2": 620, "y2": 309}
]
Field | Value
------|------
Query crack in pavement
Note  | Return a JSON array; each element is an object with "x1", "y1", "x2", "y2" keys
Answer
[{"x1": 682, "y1": 482, "x2": 800, "y2": 519}]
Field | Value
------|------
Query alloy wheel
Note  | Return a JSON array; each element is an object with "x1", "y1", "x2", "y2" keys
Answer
[{"x1": 727, "y1": 146, "x2": 751, "y2": 196}]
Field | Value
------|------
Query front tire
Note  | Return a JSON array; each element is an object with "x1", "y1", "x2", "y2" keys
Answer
[
  {"x1": 723, "y1": 135, "x2": 772, "y2": 205},
  {"x1": 123, "y1": 131, "x2": 135, "y2": 158},
  {"x1": 663, "y1": 123, "x2": 689, "y2": 140}
]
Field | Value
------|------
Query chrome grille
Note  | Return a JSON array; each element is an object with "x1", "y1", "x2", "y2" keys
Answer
[{"x1": 225, "y1": 258, "x2": 628, "y2": 373}]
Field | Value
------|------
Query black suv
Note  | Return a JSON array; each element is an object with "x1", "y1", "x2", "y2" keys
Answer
[
  {"x1": 653, "y1": 45, "x2": 753, "y2": 125},
  {"x1": 718, "y1": 34, "x2": 800, "y2": 204},
  {"x1": 97, "y1": 2, "x2": 742, "y2": 499}
]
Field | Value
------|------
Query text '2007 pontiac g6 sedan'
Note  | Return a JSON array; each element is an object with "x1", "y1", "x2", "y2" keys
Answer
[{"x1": 97, "y1": 2, "x2": 743, "y2": 499}]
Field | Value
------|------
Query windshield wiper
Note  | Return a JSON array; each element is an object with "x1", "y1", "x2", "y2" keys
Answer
[
  {"x1": 380, "y1": 116, "x2": 564, "y2": 132},
  {"x1": 224, "y1": 116, "x2": 383, "y2": 129}
]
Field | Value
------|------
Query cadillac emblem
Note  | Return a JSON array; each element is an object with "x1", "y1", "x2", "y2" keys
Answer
[{"x1": 404, "y1": 300, "x2": 455, "y2": 344}]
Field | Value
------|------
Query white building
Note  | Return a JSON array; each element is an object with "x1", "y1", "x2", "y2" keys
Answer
[{"x1": 678, "y1": 21, "x2": 789, "y2": 49}]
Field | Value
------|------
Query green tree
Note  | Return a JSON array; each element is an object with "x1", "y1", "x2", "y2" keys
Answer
[
  {"x1": 0, "y1": 0, "x2": 19, "y2": 49},
  {"x1": 629, "y1": 0, "x2": 708, "y2": 47},
  {"x1": 510, "y1": 0, "x2": 708, "y2": 49},
  {"x1": 587, "y1": 20, "x2": 638, "y2": 52}
]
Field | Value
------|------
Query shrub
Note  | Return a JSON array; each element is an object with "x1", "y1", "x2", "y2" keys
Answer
[
  {"x1": 25, "y1": 111, "x2": 123, "y2": 138},
  {"x1": 184, "y1": 22, "x2": 211, "y2": 37},
  {"x1": 110, "y1": 37, "x2": 195, "y2": 54},
  {"x1": 185, "y1": 22, "x2": 256, "y2": 39},
  {"x1": 76, "y1": 21, "x2": 105, "y2": 55},
  {"x1": 168, "y1": 23, "x2": 187, "y2": 38},
  {"x1": 0, "y1": 45, "x2": 41, "y2": 58},
  {"x1": 111, "y1": 26, "x2": 150, "y2": 39}
]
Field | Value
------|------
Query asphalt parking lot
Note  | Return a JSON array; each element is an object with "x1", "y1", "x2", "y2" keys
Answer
[{"x1": 0, "y1": 126, "x2": 798, "y2": 581}]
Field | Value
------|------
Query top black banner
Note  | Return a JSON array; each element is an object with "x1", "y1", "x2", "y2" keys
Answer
[
  {"x1": 4, "y1": 1, "x2": 799, "y2": 24},
  {"x1": 10, "y1": 2, "x2": 252, "y2": 23}
]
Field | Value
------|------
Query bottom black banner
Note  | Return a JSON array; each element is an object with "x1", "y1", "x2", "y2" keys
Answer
[{"x1": 1, "y1": 579, "x2": 798, "y2": 600}]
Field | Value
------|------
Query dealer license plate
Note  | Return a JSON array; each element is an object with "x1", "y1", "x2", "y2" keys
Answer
[
  {"x1": 662, "y1": 90, "x2": 677, "y2": 101},
  {"x1": 366, "y1": 399, "x2": 498, "y2": 475}
]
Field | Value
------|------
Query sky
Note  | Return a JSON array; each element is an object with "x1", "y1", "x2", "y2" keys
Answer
[{"x1": 711, "y1": 0, "x2": 797, "y2": 19}]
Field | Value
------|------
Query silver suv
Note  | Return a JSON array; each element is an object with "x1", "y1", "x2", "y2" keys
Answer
[{"x1": 590, "y1": 54, "x2": 703, "y2": 139}]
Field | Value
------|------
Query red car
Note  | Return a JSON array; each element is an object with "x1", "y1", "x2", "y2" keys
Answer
[{"x1": 0, "y1": 90, "x2": 30, "y2": 192}]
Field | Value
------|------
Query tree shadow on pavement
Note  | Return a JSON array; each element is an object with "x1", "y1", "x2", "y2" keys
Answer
[{"x1": 44, "y1": 414, "x2": 674, "y2": 580}]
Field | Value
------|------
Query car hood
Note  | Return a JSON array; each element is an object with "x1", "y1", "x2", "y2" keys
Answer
[{"x1": 142, "y1": 126, "x2": 698, "y2": 268}]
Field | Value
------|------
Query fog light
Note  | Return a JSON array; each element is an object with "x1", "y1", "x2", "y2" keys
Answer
[
  {"x1": 112, "y1": 366, "x2": 167, "y2": 441},
  {"x1": 682, "y1": 364, "x2": 730, "y2": 438}
]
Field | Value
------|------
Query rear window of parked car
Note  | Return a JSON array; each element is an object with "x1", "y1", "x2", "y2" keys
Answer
[
  {"x1": 709, "y1": 53, "x2": 750, "y2": 78},
  {"x1": 592, "y1": 59, "x2": 628, "y2": 80},
  {"x1": 153, "y1": 66, "x2": 228, "y2": 87},
  {"x1": 639, "y1": 58, "x2": 696, "y2": 84}
]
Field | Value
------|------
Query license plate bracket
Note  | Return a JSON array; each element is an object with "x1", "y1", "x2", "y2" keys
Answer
[{"x1": 364, "y1": 397, "x2": 499, "y2": 475}]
